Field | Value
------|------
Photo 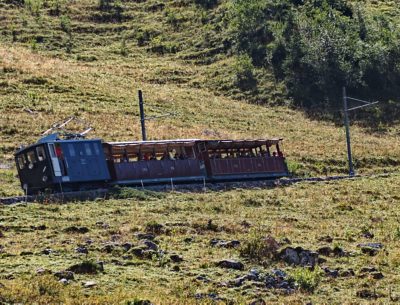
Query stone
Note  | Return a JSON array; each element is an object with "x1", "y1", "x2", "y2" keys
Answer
[
  {"x1": 216, "y1": 259, "x2": 244, "y2": 270},
  {"x1": 67, "y1": 261, "x2": 103, "y2": 274},
  {"x1": 102, "y1": 244, "x2": 115, "y2": 253},
  {"x1": 318, "y1": 235, "x2": 333, "y2": 243},
  {"x1": 356, "y1": 289, "x2": 380, "y2": 299},
  {"x1": 20, "y1": 251, "x2": 33, "y2": 256},
  {"x1": 362, "y1": 231, "x2": 374, "y2": 239},
  {"x1": 360, "y1": 247, "x2": 378, "y2": 256},
  {"x1": 170, "y1": 254, "x2": 183, "y2": 263},
  {"x1": 371, "y1": 272, "x2": 384, "y2": 280},
  {"x1": 360, "y1": 266, "x2": 378, "y2": 273},
  {"x1": 63, "y1": 226, "x2": 89, "y2": 234},
  {"x1": 317, "y1": 246, "x2": 332, "y2": 256},
  {"x1": 280, "y1": 247, "x2": 318, "y2": 267},
  {"x1": 332, "y1": 246, "x2": 347, "y2": 257},
  {"x1": 42, "y1": 248, "x2": 53, "y2": 255},
  {"x1": 171, "y1": 265, "x2": 180, "y2": 272},
  {"x1": 31, "y1": 224, "x2": 47, "y2": 230},
  {"x1": 135, "y1": 232, "x2": 155, "y2": 240},
  {"x1": 54, "y1": 270, "x2": 75, "y2": 280},
  {"x1": 36, "y1": 268, "x2": 52, "y2": 275},
  {"x1": 210, "y1": 239, "x2": 241, "y2": 248},
  {"x1": 121, "y1": 242, "x2": 133, "y2": 251},
  {"x1": 280, "y1": 247, "x2": 300, "y2": 265},
  {"x1": 339, "y1": 269, "x2": 355, "y2": 277},
  {"x1": 322, "y1": 267, "x2": 339, "y2": 278},
  {"x1": 82, "y1": 281, "x2": 97, "y2": 288},
  {"x1": 59, "y1": 278, "x2": 69, "y2": 285},
  {"x1": 141, "y1": 240, "x2": 158, "y2": 251},
  {"x1": 358, "y1": 243, "x2": 383, "y2": 249},
  {"x1": 196, "y1": 275, "x2": 211, "y2": 283},
  {"x1": 76, "y1": 246, "x2": 88, "y2": 254}
]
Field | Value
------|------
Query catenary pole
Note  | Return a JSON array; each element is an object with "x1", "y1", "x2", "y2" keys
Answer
[
  {"x1": 138, "y1": 90, "x2": 147, "y2": 141},
  {"x1": 343, "y1": 87, "x2": 355, "y2": 176}
]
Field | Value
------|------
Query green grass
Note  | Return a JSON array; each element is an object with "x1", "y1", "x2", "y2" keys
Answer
[
  {"x1": 0, "y1": 175, "x2": 400, "y2": 304},
  {"x1": 0, "y1": 1, "x2": 400, "y2": 303}
]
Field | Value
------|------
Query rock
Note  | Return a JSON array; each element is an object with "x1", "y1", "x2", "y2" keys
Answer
[
  {"x1": 82, "y1": 280, "x2": 97, "y2": 288},
  {"x1": 280, "y1": 247, "x2": 318, "y2": 267},
  {"x1": 371, "y1": 272, "x2": 384, "y2": 279},
  {"x1": 332, "y1": 246, "x2": 347, "y2": 257},
  {"x1": 339, "y1": 269, "x2": 355, "y2": 277},
  {"x1": 358, "y1": 243, "x2": 383, "y2": 249},
  {"x1": 63, "y1": 226, "x2": 89, "y2": 234},
  {"x1": 121, "y1": 242, "x2": 133, "y2": 251},
  {"x1": 318, "y1": 235, "x2": 333, "y2": 243},
  {"x1": 272, "y1": 269, "x2": 286, "y2": 278},
  {"x1": 42, "y1": 248, "x2": 53, "y2": 255},
  {"x1": 54, "y1": 270, "x2": 75, "y2": 280},
  {"x1": 20, "y1": 251, "x2": 33, "y2": 256},
  {"x1": 31, "y1": 224, "x2": 47, "y2": 230},
  {"x1": 141, "y1": 240, "x2": 158, "y2": 251},
  {"x1": 59, "y1": 278, "x2": 69, "y2": 285},
  {"x1": 67, "y1": 261, "x2": 103, "y2": 274},
  {"x1": 183, "y1": 237, "x2": 194, "y2": 243},
  {"x1": 360, "y1": 247, "x2": 378, "y2": 256},
  {"x1": 322, "y1": 267, "x2": 339, "y2": 278},
  {"x1": 76, "y1": 246, "x2": 88, "y2": 254},
  {"x1": 360, "y1": 266, "x2": 378, "y2": 273},
  {"x1": 196, "y1": 275, "x2": 210, "y2": 283},
  {"x1": 317, "y1": 246, "x2": 332, "y2": 256},
  {"x1": 362, "y1": 231, "x2": 374, "y2": 239},
  {"x1": 36, "y1": 268, "x2": 52, "y2": 275},
  {"x1": 135, "y1": 232, "x2": 155, "y2": 240},
  {"x1": 129, "y1": 300, "x2": 153, "y2": 305},
  {"x1": 280, "y1": 247, "x2": 300, "y2": 265},
  {"x1": 216, "y1": 259, "x2": 244, "y2": 270},
  {"x1": 171, "y1": 265, "x2": 180, "y2": 272},
  {"x1": 210, "y1": 239, "x2": 240, "y2": 248},
  {"x1": 170, "y1": 254, "x2": 183, "y2": 263},
  {"x1": 95, "y1": 221, "x2": 109, "y2": 229},
  {"x1": 356, "y1": 289, "x2": 380, "y2": 299},
  {"x1": 102, "y1": 244, "x2": 115, "y2": 253}
]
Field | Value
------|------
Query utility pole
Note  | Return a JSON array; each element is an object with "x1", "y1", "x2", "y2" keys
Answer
[
  {"x1": 343, "y1": 87, "x2": 354, "y2": 176},
  {"x1": 342, "y1": 87, "x2": 379, "y2": 176},
  {"x1": 136, "y1": 90, "x2": 176, "y2": 141},
  {"x1": 138, "y1": 90, "x2": 147, "y2": 141}
]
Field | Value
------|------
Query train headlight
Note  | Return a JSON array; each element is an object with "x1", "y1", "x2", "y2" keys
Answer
[{"x1": 42, "y1": 175, "x2": 48, "y2": 182}]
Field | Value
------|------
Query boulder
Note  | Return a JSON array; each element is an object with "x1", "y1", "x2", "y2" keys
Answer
[{"x1": 216, "y1": 259, "x2": 244, "y2": 270}]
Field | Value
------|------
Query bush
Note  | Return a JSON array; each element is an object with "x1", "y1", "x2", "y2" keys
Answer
[
  {"x1": 194, "y1": 0, "x2": 218, "y2": 9},
  {"x1": 290, "y1": 267, "x2": 322, "y2": 293},
  {"x1": 233, "y1": 54, "x2": 257, "y2": 90},
  {"x1": 240, "y1": 232, "x2": 279, "y2": 263}
]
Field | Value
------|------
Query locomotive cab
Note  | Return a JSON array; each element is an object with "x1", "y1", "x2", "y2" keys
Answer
[
  {"x1": 15, "y1": 143, "x2": 54, "y2": 195},
  {"x1": 15, "y1": 133, "x2": 110, "y2": 195}
]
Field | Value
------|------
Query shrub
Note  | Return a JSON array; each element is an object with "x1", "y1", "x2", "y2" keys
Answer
[
  {"x1": 240, "y1": 232, "x2": 279, "y2": 263},
  {"x1": 194, "y1": 0, "x2": 218, "y2": 9},
  {"x1": 290, "y1": 267, "x2": 322, "y2": 293},
  {"x1": 233, "y1": 54, "x2": 256, "y2": 90}
]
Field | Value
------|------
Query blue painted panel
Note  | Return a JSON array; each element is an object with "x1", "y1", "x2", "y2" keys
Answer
[{"x1": 60, "y1": 140, "x2": 110, "y2": 182}]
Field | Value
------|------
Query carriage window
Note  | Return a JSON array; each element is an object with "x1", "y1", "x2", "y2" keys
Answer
[
  {"x1": 84, "y1": 143, "x2": 92, "y2": 156},
  {"x1": 17, "y1": 155, "x2": 26, "y2": 169},
  {"x1": 36, "y1": 146, "x2": 46, "y2": 161},
  {"x1": 27, "y1": 150, "x2": 37, "y2": 164},
  {"x1": 93, "y1": 143, "x2": 100, "y2": 156},
  {"x1": 68, "y1": 144, "x2": 76, "y2": 157}
]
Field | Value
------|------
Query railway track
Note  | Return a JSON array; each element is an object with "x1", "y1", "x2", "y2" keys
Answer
[{"x1": 0, "y1": 172, "x2": 396, "y2": 205}]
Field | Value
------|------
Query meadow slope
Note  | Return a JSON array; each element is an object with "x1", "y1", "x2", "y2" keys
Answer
[{"x1": 0, "y1": 1, "x2": 400, "y2": 303}]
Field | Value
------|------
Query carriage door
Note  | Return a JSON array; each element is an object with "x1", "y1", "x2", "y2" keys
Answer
[{"x1": 62, "y1": 141, "x2": 102, "y2": 182}]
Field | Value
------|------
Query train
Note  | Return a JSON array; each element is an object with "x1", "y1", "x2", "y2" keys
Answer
[{"x1": 14, "y1": 133, "x2": 289, "y2": 195}]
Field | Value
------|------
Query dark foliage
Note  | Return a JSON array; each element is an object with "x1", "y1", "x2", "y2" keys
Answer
[{"x1": 228, "y1": 0, "x2": 400, "y2": 124}]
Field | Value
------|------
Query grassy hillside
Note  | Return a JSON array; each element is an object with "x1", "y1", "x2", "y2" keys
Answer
[
  {"x1": 0, "y1": 1, "x2": 400, "y2": 303},
  {"x1": 1, "y1": 175, "x2": 400, "y2": 304},
  {"x1": 1, "y1": 0, "x2": 399, "y2": 181}
]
